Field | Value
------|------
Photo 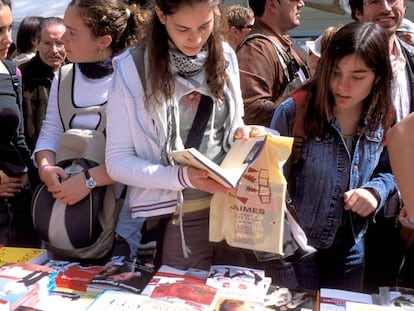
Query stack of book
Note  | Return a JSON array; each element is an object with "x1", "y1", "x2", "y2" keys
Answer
[
  {"x1": 0, "y1": 262, "x2": 57, "y2": 310},
  {"x1": 0, "y1": 247, "x2": 48, "y2": 266}
]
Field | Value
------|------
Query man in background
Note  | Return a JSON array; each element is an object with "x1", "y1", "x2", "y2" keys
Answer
[
  {"x1": 224, "y1": 5, "x2": 254, "y2": 50},
  {"x1": 236, "y1": 0, "x2": 312, "y2": 126},
  {"x1": 19, "y1": 17, "x2": 66, "y2": 152}
]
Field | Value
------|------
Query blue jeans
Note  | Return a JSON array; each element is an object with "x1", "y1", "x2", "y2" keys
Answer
[
  {"x1": 294, "y1": 239, "x2": 364, "y2": 291},
  {"x1": 115, "y1": 199, "x2": 146, "y2": 258}
]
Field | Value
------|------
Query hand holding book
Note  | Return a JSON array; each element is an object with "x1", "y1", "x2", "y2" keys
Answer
[{"x1": 169, "y1": 135, "x2": 267, "y2": 188}]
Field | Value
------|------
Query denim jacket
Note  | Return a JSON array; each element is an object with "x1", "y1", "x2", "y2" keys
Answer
[{"x1": 270, "y1": 97, "x2": 398, "y2": 249}]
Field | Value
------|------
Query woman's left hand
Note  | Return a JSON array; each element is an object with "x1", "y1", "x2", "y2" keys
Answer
[
  {"x1": 344, "y1": 188, "x2": 378, "y2": 217},
  {"x1": 48, "y1": 173, "x2": 90, "y2": 205}
]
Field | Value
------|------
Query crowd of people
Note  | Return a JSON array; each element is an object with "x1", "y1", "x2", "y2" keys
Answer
[{"x1": 1, "y1": 0, "x2": 414, "y2": 295}]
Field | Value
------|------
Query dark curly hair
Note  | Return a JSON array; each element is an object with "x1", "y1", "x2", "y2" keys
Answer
[{"x1": 68, "y1": 0, "x2": 150, "y2": 54}]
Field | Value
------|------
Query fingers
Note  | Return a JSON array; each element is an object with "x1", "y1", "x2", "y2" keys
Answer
[
  {"x1": 188, "y1": 167, "x2": 232, "y2": 194},
  {"x1": 234, "y1": 125, "x2": 267, "y2": 141},
  {"x1": 343, "y1": 189, "x2": 377, "y2": 217}
]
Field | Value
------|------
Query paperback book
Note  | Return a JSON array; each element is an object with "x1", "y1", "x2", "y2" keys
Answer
[
  {"x1": 169, "y1": 135, "x2": 266, "y2": 188},
  {"x1": 0, "y1": 248, "x2": 48, "y2": 266},
  {"x1": 44, "y1": 260, "x2": 105, "y2": 292},
  {"x1": 87, "y1": 256, "x2": 154, "y2": 294},
  {"x1": 0, "y1": 262, "x2": 57, "y2": 310},
  {"x1": 142, "y1": 265, "x2": 216, "y2": 310}
]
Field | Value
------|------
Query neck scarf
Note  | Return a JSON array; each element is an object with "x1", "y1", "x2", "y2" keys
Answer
[
  {"x1": 78, "y1": 57, "x2": 113, "y2": 79},
  {"x1": 169, "y1": 42, "x2": 208, "y2": 78}
]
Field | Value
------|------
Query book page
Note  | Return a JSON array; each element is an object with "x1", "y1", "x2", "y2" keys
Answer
[{"x1": 169, "y1": 135, "x2": 266, "y2": 188}]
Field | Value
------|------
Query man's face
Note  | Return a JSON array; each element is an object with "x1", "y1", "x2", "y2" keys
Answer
[
  {"x1": 37, "y1": 23, "x2": 66, "y2": 71},
  {"x1": 276, "y1": 0, "x2": 305, "y2": 33},
  {"x1": 355, "y1": 0, "x2": 407, "y2": 37}
]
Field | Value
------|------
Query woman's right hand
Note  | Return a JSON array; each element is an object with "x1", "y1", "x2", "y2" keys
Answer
[
  {"x1": 39, "y1": 165, "x2": 68, "y2": 189},
  {"x1": 0, "y1": 170, "x2": 24, "y2": 197},
  {"x1": 187, "y1": 167, "x2": 232, "y2": 194}
]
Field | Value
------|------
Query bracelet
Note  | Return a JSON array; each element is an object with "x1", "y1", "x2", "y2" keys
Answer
[
  {"x1": 39, "y1": 164, "x2": 51, "y2": 174},
  {"x1": 407, "y1": 215, "x2": 414, "y2": 228}
]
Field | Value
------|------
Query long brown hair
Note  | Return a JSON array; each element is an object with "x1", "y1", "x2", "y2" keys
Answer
[
  {"x1": 146, "y1": 0, "x2": 228, "y2": 108},
  {"x1": 303, "y1": 21, "x2": 392, "y2": 138}
]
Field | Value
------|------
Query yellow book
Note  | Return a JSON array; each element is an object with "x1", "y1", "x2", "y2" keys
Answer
[{"x1": 0, "y1": 247, "x2": 48, "y2": 266}]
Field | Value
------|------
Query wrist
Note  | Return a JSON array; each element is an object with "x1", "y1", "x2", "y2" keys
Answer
[
  {"x1": 39, "y1": 164, "x2": 51, "y2": 175},
  {"x1": 407, "y1": 214, "x2": 414, "y2": 227}
]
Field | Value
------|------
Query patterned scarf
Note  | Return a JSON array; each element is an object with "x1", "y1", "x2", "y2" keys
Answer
[
  {"x1": 169, "y1": 42, "x2": 208, "y2": 78},
  {"x1": 78, "y1": 57, "x2": 114, "y2": 79}
]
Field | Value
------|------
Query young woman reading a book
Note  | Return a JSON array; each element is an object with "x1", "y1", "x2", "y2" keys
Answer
[{"x1": 105, "y1": 0, "x2": 258, "y2": 270}]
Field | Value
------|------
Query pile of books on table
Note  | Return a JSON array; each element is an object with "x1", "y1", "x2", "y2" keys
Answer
[{"x1": 0, "y1": 246, "x2": 414, "y2": 310}]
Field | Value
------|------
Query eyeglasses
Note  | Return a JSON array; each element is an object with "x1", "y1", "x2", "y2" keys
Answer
[{"x1": 363, "y1": 0, "x2": 402, "y2": 7}]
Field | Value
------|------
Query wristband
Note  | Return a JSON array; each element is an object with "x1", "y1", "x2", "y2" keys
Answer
[{"x1": 39, "y1": 164, "x2": 51, "y2": 174}]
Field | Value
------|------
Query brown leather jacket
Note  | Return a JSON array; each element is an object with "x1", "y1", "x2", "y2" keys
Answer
[{"x1": 236, "y1": 20, "x2": 311, "y2": 126}]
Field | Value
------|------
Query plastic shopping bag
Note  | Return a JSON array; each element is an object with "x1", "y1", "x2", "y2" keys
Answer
[{"x1": 209, "y1": 133, "x2": 293, "y2": 255}]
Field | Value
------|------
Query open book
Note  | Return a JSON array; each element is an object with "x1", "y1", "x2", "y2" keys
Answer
[{"x1": 169, "y1": 135, "x2": 267, "y2": 188}]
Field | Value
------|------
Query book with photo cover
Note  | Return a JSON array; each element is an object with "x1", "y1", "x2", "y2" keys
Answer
[
  {"x1": 264, "y1": 285, "x2": 319, "y2": 311},
  {"x1": 87, "y1": 256, "x2": 154, "y2": 294},
  {"x1": 44, "y1": 259, "x2": 105, "y2": 292},
  {"x1": 169, "y1": 135, "x2": 266, "y2": 188},
  {"x1": 142, "y1": 265, "x2": 209, "y2": 296},
  {"x1": 141, "y1": 265, "x2": 216, "y2": 310},
  {"x1": 206, "y1": 265, "x2": 270, "y2": 298}
]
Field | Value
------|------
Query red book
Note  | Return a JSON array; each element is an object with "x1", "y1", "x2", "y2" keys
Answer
[{"x1": 44, "y1": 260, "x2": 104, "y2": 292}]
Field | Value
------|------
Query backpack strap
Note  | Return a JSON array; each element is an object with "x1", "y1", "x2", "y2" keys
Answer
[
  {"x1": 57, "y1": 64, "x2": 107, "y2": 132},
  {"x1": 290, "y1": 89, "x2": 309, "y2": 164},
  {"x1": 2, "y1": 59, "x2": 21, "y2": 106},
  {"x1": 130, "y1": 44, "x2": 146, "y2": 92},
  {"x1": 237, "y1": 33, "x2": 299, "y2": 84}
]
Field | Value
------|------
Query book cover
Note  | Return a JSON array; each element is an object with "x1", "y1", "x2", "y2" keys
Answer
[
  {"x1": 206, "y1": 265, "x2": 269, "y2": 298},
  {"x1": 319, "y1": 288, "x2": 372, "y2": 311},
  {"x1": 264, "y1": 285, "x2": 319, "y2": 311},
  {"x1": 0, "y1": 262, "x2": 56, "y2": 310},
  {"x1": 169, "y1": 135, "x2": 266, "y2": 188},
  {"x1": 44, "y1": 260, "x2": 105, "y2": 292},
  {"x1": 141, "y1": 265, "x2": 209, "y2": 296},
  {"x1": 211, "y1": 294, "x2": 264, "y2": 311},
  {"x1": 0, "y1": 248, "x2": 48, "y2": 266},
  {"x1": 150, "y1": 282, "x2": 217, "y2": 311},
  {"x1": 87, "y1": 289, "x2": 203, "y2": 311},
  {"x1": 87, "y1": 257, "x2": 154, "y2": 294},
  {"x1": 141, "y1": 265, "x2": 216, "y2": 310},
  {"x1": 86, "y1": 290, "x2": 152, "y2": 310},
  {"x1": 20, "y1": 288, "x2": 98, "y2": 311}
]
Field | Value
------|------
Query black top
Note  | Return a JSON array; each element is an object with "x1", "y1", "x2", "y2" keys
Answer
[{"x1": 0, "y1": 62, "x2": 30, "y2": 176}]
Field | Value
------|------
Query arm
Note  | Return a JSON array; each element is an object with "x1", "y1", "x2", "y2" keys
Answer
[
  {"x1": 237, "y1": 38, "x2": 282, "y2": 126},
  {"x1": 35, "y1": 74, "x2": 114, "y2": 205},
  {"x1": 388, "y1": 112, "x2": 414, "y2": 221},
  {"x1": 345, "y1": 145, "x2": 398, "y2": 218}
]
